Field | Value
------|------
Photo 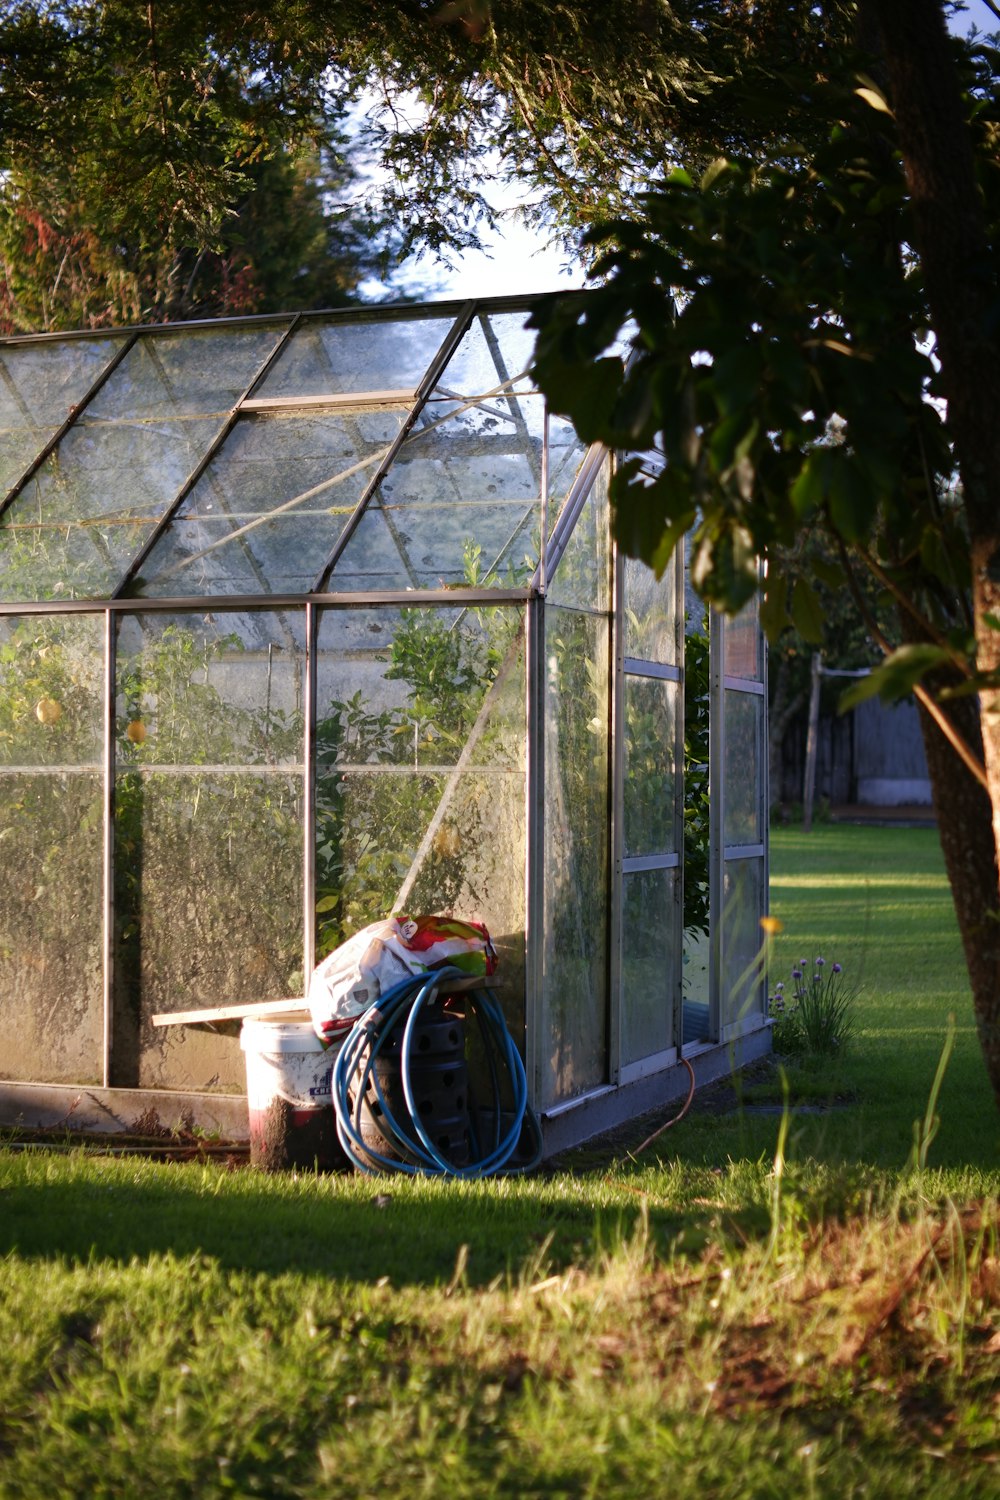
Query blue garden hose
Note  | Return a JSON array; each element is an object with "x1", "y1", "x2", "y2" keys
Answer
[{"x1": 331, "y1": 967, "x2": 542, "y2": 1177}]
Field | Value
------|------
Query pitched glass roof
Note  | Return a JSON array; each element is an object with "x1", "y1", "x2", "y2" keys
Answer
[{"x1": 0, "y1": 298, "x2": 590, "y2": 604}]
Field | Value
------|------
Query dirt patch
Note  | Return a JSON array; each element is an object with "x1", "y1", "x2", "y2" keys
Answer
[{"x1": 0, "y1": 1121, "x2": 250, "y2": 1165}]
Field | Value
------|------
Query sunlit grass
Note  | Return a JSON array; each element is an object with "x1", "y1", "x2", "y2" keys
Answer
[{"x1": 0, "y1": 824, "x2": 997, "y2": 1496}]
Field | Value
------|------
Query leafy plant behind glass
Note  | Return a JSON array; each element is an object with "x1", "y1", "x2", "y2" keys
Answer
[
  {"x1": 684, "y1": 622, "x2": 710, "y2": 942},
  {"x1": 314, "y1": 545, "x2": 522, "y2": 959}
]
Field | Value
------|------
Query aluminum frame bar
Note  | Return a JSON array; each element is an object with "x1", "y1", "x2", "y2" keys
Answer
[
  {"x1": 303, "y1": 601, "x2": 317, "y2": 987},
  {"x1": 0, "y1": 291, "x2": 584, "y2": 350},
  {"x1": 535, "y1": 441, "x2": 608, "y2": 589},
  {"x1": 102, "y1": 608, "x2": 116, "y2": 1088},
  {"x1": 0, "y1": 587, "x2": 533, "y2": 617},
  {"x1": 524, "y1": 592, "x2": 546, "y2": 1107}
]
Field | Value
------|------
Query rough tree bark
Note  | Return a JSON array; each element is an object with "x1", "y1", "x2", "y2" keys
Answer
[{"x1": 867, "y1": 0, "x2": 1000, "y2": 1105}]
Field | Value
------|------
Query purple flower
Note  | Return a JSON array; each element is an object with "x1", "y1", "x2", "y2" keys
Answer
[
  {"x1": 832, "y1": 963, "x2": 842, "y2": 974},
  {"x1": 815, "y1": 956, "x2": 825, "y2": 967},
  {"x1": 775, "y1": 982, "x2": 785, "y2": 992},
  {"x1": 792, "y1": 968, "x2": 802, "y2": 981},
  {"x1": 800, "y1": 958, "x2": 808, "y2": 967}
]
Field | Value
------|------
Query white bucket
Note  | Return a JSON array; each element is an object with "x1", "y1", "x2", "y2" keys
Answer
[{"x1": 240, "y1": 1014, "x2": 344, "y2": 1171}]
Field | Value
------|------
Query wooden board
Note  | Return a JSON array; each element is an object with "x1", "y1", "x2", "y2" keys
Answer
[
  {"x1": 152, "y1": 996, "x2": 309, "y2": 1029},
  {"x1": 151, "y1": 974, "x2": 493, "y2": 1034}
]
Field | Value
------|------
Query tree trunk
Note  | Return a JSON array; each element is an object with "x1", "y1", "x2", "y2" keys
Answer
[
  {"x1": 909, "y1": 656, "x2": 1000, "y2": 1101},
  {"x1": 767, "y1": 653, "x2": 805, "y2": 813},
  {"x1": 867, "y1": 0, "x2": 1000, "y2": 1106}
]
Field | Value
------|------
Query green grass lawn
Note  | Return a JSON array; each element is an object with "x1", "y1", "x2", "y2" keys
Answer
[
  {"x1": 769, "y1": 824, "x2": 999, "y2": 1170},
  {"x1": 0, "y1": 825, "x2": 996, "y2": 1498}
]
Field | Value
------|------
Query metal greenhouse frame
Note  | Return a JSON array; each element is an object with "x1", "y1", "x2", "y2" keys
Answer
[{"x1": 0, "y1": 294, "x2": 770, "y2": 1152}]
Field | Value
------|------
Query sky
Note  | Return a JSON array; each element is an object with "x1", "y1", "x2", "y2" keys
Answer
[
  {"x1": 363, "y1": 0, "x2": 999, "y2": 304},
  {"x1": 958, "y1": 0, "x2": 999, "y2": 30}
]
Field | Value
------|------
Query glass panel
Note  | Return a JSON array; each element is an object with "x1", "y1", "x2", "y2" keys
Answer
[
  {"x1": 623, "y1": 675, "x2": 677, "y2": 857},
  {"x1": 542, "y1": 606, "x2": 610, "y2": 1107},
  {"x1": 682, "y1": 586, "x2": 711, "y2": 1046},
  {"x1": 725, "y1": 593, "x2": 762, "y2": 680},
  {"x1": 113, "y1": 611, "x2": 305, "y2": 1090},
  {"x1": 724, "y1": 689, "x2": 762, "y2": 846},
  {"x1": 621, "y1": 867, "x2": 676, "y2": 1066},
  {"x1": 547, "y1": 415, "x2": 587, "y2": 533},
  {"x1": 0, "y1": 614, "x2": 104, "y2": 1083},
  {"x1": 256, "y1": 313, "x2": 456, "y2": 399},
  {"x1": 547, "y1": 454, "x2": 611, "y2": 611},
  {"x1": 0, "y1": 325, "x2": 284, "y2": 600},
  {"x1": 137, "y1": 406, "x2": 407, "y2": 596},
  {"x1": 433, "y1": 311, "x2": 536, "y2": 401},
  {"x1": 329, "y1": 397, "x2": 543, "y2": 590},
  {"x1": 0, "y1": 337, "x2": 124, "y2": 495},
  {"x1": 624, "y1": 555, "x2": 679, "y2": 665},
  {"x1": 315, "y1": 604, "x2": 526, "y2": 1031},
  {"x1": 721, "y1": 856, "x2": 766, "y2": 1031}
]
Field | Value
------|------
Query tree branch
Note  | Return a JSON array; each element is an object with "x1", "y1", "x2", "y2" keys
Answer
[{"x1": 855, "y1": 543, "x2": 973, "y2": 676}]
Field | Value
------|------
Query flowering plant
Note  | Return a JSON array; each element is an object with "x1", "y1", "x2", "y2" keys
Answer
[{"x1": 767, "y1": 956, "x2": 856, "y2": 1057}]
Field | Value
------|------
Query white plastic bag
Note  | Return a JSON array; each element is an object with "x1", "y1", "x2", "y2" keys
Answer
[{"x1": 308, "y1": 915, "x2": 496, "y2": 1044}]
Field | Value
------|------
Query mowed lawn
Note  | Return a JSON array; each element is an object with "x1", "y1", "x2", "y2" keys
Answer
[
  {"x1": 765, "y1": 823, "x2": 999, "y2": 1172},
  {"x1": 0, "y1": 823, "x2": 996, "y2": 1498}
]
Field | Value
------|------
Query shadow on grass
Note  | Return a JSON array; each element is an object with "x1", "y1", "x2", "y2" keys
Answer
[{"x1": 0, "y1": 1152, "x2": 756, "y2": 1286}]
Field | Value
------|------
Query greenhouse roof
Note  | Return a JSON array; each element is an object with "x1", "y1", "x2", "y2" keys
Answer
[{"x1": 0, "y1": 295, "x2": 591, "y2": 608}]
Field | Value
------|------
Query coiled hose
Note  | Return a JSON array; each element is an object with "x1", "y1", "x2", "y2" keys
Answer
[{"x1": 332, "y1": 966, "x2": 542, "y2": 1177}]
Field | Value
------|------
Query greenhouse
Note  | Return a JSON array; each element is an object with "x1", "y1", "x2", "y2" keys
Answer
[{"x1": 0, "y1": 295, "x2": 769, "y2": 1154}]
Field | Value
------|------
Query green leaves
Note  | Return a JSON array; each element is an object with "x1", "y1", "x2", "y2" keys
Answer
[
  {"x1": 689, "y1": 521, "x2": 758, "y2": 611},
  {"x1": 528, "y1": 47, "x2": 966, "y2": 634},
  {"x1": 838, "y1": 644, "x2": 953, "y2": 710},
  {"x1": 790, "y1": 578, "x2": 825, "y2": 644},
  {"x1": 791, "y1": 448, "x2": 875, "y2": 540}
]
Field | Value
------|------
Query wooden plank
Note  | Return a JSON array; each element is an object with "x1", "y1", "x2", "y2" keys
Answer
[
  {"x1": 151, "y1": 974, "x2": 493, "y2": 1031},
  {"x1": 241, "y1": 390, "x2": 414, "y2": 412},
  {"x1": 152, "y1": 997, "x2": 308, "y2": 1028}
]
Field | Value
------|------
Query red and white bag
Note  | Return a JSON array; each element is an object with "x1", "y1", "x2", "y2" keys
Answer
[{"x1": 308, "y1": 915, "x2": 496, "y2": 1045}]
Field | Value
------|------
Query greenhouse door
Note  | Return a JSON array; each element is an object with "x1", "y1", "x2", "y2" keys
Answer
[
  {"x1": 709, "y1": 598, "x2": 769, "y2": 1042},
  {"x1": 613, "y1": 547, "x2": 685, "y2": 1081}
]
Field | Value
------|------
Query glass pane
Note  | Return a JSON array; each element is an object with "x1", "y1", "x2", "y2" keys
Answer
[
  {"x1": 621, "y1": 867, "x2": 677, "y2": 1066},
  {"x1": 0, "y1": 337, "x2": 124, "y2": 495},
  {"x1": 137, "y1": 406, "x2": 407, "y2": 596},
  {"x1": 721, "y1": 856, "x2": 766, "y2": 1031},
  {"x1": 433, "y1": 311, "x2": 536, "y2": 400},
  {"x1": 113, "y1": 611, "x2": 305, "y2": 1090},
  {"x1": 625, "y1": 555, "x2": 679, "y2": 665},
  {"x1": 0, "y1": 614, "x2": 103, "y2": 768},
  {"x1": 257, "y1": 313, "x2": 456, "y2": 399},
  {"x1": 725, "y1": 593, "x2": 762, "y2": 680},
  {"x1": 0, "y1": 614, "x2": 104, "y2": 1083},
  {"x1": 547, "y1": 415, "x2": 587, "y2": 532},
  {"x1": 548, "y1": 453, "x2": 611, "y2": 611},
  {"x1": 623, "y1": 675, "x2": 677, "y2": 857},
  {"x1": 542, "y1": 606, "x2": 610, "y2": 1106},
  {"x1": 0, "y1": 325, "x2": 284, "y2": 600},
  {"x1": 724, "y1": 689, "x2": 762, "y2": 846},
  {"x1": 315, "y1": 604, "x2": 526, "y2": 1028},
  {"x1": 329, "y1": 397, "x2": 543, "y2": 590}
]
